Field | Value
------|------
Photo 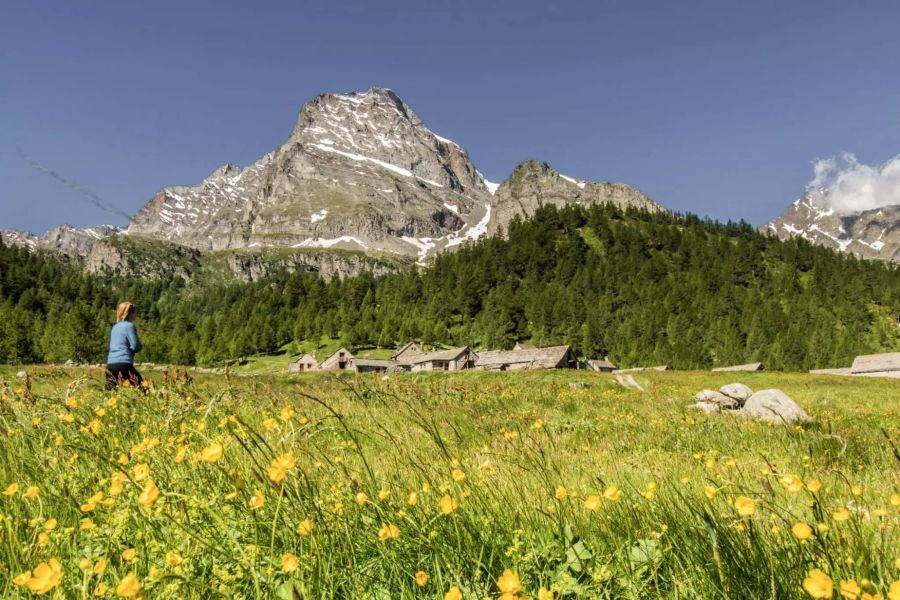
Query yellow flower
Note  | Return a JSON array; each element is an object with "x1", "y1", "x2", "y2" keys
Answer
[
  {"x1": 644, "y1": 481, "x2": 657, "y2": 501},
  {"x1": 407, "y1": 492, "x2": 419, "y2": 506},
  {"x1": 807, "y1": 480, "x2": 822, "y2": 493},
  {"x1": 298, "y1": 416, "x2": 310, "y2": 425},
  {"x1": 93, "y1": 558, "x2": 107, "y2": 575},
  {"x1": 452, "y1": 468, "x2": 466, "y2": 482},
  {"x1": 584, "y1": 495, "x2": 602, "y2": 511},
  {"x1": 840, "y1": 579, "x2": 861, "y2": 599},
  {"x1": 138, "y1": 480, "x2": 160, "y2": 509},
  {"x1": 80, "y1": 518, "x2": 95, "y2": 530},
  {"x1": 887, "y1": 581, "x2": 900, "y2": 600},
  {"x1": 279, "y1": 405, "x2": 294, "y2": 422},
  {"x1": 356, "y1": 492, "x2": 369, "y2": 506},
  {"x1": 851, "y1": 485, "x2": 863, "y2": 497},
  {"x1": 43, "y1": 518, "x2": 57, "y2": 531},
  {"x1": 704, "y1": 486, "x2": 718, "y2": 500},
  {"x1": 263, "y1": 418, "x2": 278, "y2": 430},
  {"x1": 538, "y1": 587, "x2": 555, "y2": 600},
  {"x1": 439, "y1": 494, "x2": 458, "y2": 515},
  {"x1": 377, "y1": 522, "x2": 400, "y2": 541},
  {"x1": 415, "y1": 571, "x2": 429, "y2": 586},
  {"x1": 25, "y1": 559, "x2": 63, "y2": 595},
  {"x1": 296, "y1": 518, "x2": 313, "y2": 536},
  {"x1": 603, "y1": 486, "x2": 621, "y2": 502},
  {"x1": 2, "y1": 483, "x2": 19, "y2": 496},
  {"x1": 93, "y1": 582, "x2": 108, "y2": 596},
  {"x1": 132, "y1": 463, "x2": 150, "y2": 481},
  {"x1": 174, "y1": 445, "x2": 189, "y2": 463},
  {"x1": 122, "y1": 548, "x2": 136, "y2": 561},
  {"x1": 792, "y1": 522, "x2": 813, "y2": 540},
  {"x1": 497, "y1": 569, "x2": 522, "y2": 594},
  {"x1": 201, "y1": 442, "x2": 224, "y2": 462},
  {"x1": 444, "y1": 587, "x2": 462, "y2": 600},
  {"x1": 781, "y1": 475, "x2": 804, "y2": 493},
  {"x1": 24, "y1": 486, "x2": 40, "y2": 498},
  {"x1": 38, "y1": 532, "x2": 50, "y2": 545},
  {"x1": 249, "y1": 489, "x2": 265, "y2": 510},
  {"x1": 115, "y1": 571, "x2": 141, "y2": 598},
  {"x1": 734, "y1": 496, "x2": 755, "y2": 516},
  {"x1": 890, "y1": 494, "x2": 900, "y2": 507},
  {"x1": 268, "y1": 452, "x2": 295, "y2": 484},
  {"x1": 378, "y1": 489, "x2": 391, "y2": 501},
  {"x1": 803, "y1": 568, "x2": 833, "y2": 599},
  {"x1": 81, "y1": 502, "x2": 96, "y2": 513},
  {"x1": 555, "y1": 485, "x2": 567, "y2": 500},
  {"x1": 281, "y1": 553, "x2": 299, "y2": 573},
  {"x1": 832, "y1": 508, "x2": 850, "y2": 522},
  {"x1": 109, "y1": 472, "x2": 127, "y2": 496},
  {"x1": 165, "y1": 551, "x2": 183, "y2": 567},
  {"x1": 13, "y1": 571, "x2": 31, "y2": 586}
]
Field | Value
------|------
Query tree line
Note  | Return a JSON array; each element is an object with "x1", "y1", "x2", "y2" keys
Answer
[{"x1": 1, "y1": 204, "x2": 898, "y2": 370}]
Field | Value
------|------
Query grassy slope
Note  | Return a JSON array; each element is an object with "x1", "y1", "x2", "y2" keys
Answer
[{"x1": 0, "y1": 367, "x2": 897, "y2": 598}]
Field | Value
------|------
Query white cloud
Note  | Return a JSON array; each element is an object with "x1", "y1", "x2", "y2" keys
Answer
[{"x1": 807, "y1": 152, "x2": 900, "y2": 214}]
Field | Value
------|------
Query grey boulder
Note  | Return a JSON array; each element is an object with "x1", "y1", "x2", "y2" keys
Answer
[
  {"x1": 694, "y1": 389, "x2": 739, "y2": 409},
  {"x1": 719, "y1": 383, "x2": 754, "y2": 405},
  {"x1": 739, "y1": 389, "x2": 810, "y2": 424}
]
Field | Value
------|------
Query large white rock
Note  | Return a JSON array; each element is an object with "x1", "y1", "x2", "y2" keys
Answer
[
  {"x1": 740, "y1": 389, "x2": 810, "y2": 424},
  {"x1": 719, "y1": 383, "x2": 754, "y2": 404},
  {"x1": 694, "y1": 389, "x2": 738, "y2": 409}
]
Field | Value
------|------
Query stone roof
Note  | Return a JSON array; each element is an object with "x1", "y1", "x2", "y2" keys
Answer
[
  {"x1": 850, "y1": 352, "x2": 900, "y2": 374},
  {"x1": 476, "y1": 345, "x2": 572, "y2": 369},
  {"x1": 410, "y1": 346, "x2": 472, "y2": 363},
  {"x1": 351, "y1": 359, "x2": 399, "y2": 368},
  {"x1": 587, "y1": 358, "x2": 617, "y2": 370},
  {"x1": 711, "y1": 362, "x2": 764, "y2": 372}
]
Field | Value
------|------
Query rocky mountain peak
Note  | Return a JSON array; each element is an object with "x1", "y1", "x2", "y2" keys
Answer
[
  {"x1": 764, "y1": 193, "x2": 899, "y2": 261},
  {"x1": 488, "y1": 160, "x2": 663, "y2": 236}
]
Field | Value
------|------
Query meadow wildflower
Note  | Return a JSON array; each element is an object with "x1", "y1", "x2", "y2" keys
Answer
[
  {"x1": 833, "y1": 508, "x2": 850, "y2": 522},
  {"x1": 497, "y1": 569, "x2": 522, "y2": 597},
  {"x1": 165, "y1": 551, "x2": 183, "y2": 567},
  {"x1": 279, "y1": 405, "x2": 294, "y2": 422},
  {"x1": 122, "y1": 548, "x2": 136, "y2": 561},
  {"x1": 3, "y1": 482, "x2": 19, "y2": 496},
  {"x1": 808, "y1": 480, "x2": 823, "y2": 493},
  {"x1": 603, "y1": 486, "x2": 621, "y2": 501},
  {"x1": 704, "y1": 486, "x2": 718, "y2": 500},
  {"x1": 839, "y1": 579, "x2": 861, "y2": 599},
  {"x1": 115, "y1": 572, "x2": 141, "y2": 598},
  {"x1": 439, "y1": 494, "x2": 458, "y2": 515},
  {"x1": 734, "y1": 496, "x2": 756, "y2": 516},
  {"x1": 887, "y1": 581, "x2": 900, "y2": 600},
  {"x1": 445, "y1": 587, "x2": 462, "y2": 600},
  {"x1": 415, "y1": 571, "x2": 429, "y2": 586},
  {"x1": 24, "y1": 485, "x2": 40, "y2": 498},
  {"x1": 792, "y1": 522, "x2": 813, "y2": 540},
  {"x1": 555, "y1": 485, "x2": 567, "y2": 500},
  {"x1": 296, "y1": 518, "x2": 313, "y2": 536},
  {"x1": 133, "y1": 463, "x2": 150, "y2": 481},
  {"x1": 23, "y1": 559, "x2": 63, "y2": 595},
  {"x1": 281, "y1": 553, "x2": 299, "y2": 573},
  {"x1": 201, "y1": 442, "x2": 224, "y2": 462},
  {"x1": 781, "y1": 475, "x2": 804, "y2": 493},
  {"x1": 93, "y1": 559, "x2": 107, "y2": 575},
  {"x1": 452, "y1": 468, "x2": 466, "y2": 482},
  {"x1": 356, "y1": 492, "x2": 369, "y2": 506},
  {"x1": 377, "y1": 523, "x2": 400, "y2": 541},
  {"x1": 249, "y1": 490, "x2": 265, "y2": 510},
  {"x1": 803, "y1": 568, "x2": 833, "y2": 599},
  {"x1": 138, "y1": 479, "x2": 160, "y2": 508},
  {"x1": 584, "y1": 495, "x2": 602, "y2": 511},
  {"x1": 268, "y1": 452, "x2": 295, "y2": 484},
  {"x1": 407, "y1": 491, "x2": 419, "y2": 506}
]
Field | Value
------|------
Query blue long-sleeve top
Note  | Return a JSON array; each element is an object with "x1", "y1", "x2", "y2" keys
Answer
[{"x1": 106, "y1": 321, "x2": 142, "y2": 365}]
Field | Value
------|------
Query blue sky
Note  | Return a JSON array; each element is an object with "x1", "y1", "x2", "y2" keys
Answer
[{"x1": 3, "y1": 0, "x2": 900, "y2": 233}]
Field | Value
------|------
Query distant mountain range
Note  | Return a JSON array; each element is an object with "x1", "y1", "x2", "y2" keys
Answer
[
  {"x1": 3, "y1": 87, "x2": 897, "y2": 274},
  {"x1": 763, "y1": 193, "x2": 899, "y2": 262}
]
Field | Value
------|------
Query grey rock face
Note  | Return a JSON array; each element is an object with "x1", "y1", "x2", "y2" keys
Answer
[
  {"x1": 739, "y1": 389, "x2": 811, "y2": 424},
  {"x1": 224, "y1": 250, "x2": 402, "y2": 282},
  {"x1": 1, "y1": 225, "x2": 121, "y2": 257},
  {"x1": 84, "y1": 237, "x2": 202, "y2": 280},
  {"x1": 764, "y1": 194, "x2": 899, "y2": 262},
  {"x1": 689, "y1": 401, "x2": 721, "y2": 414},
  {"x1": 719, "y1": 383, "x2": 754, "y2": 404},
  {"x1": 488, "y1": 160, "x2": 663, "y2": 237},
  {"x1": 127, "y1": 88, "x2": 494, "y2": 262}
]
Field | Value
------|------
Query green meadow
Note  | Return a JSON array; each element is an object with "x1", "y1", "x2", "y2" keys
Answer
[{"x1": 0, "y1": 366, "x2": 897, "y2": 599}]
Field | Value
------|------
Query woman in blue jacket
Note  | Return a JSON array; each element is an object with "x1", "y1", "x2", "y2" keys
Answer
[{"x1": 105, "y1": 302, "x2": 144, "y2": 391}]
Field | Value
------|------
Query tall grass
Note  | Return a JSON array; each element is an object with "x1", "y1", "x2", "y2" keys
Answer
[{"x1": 0, "y1": 367, "x2": 897, "y2": 598}]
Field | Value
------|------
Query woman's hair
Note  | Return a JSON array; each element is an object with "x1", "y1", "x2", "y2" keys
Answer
[{"x1": 115, "y1": 302, "x2": 136, "y2": 322}]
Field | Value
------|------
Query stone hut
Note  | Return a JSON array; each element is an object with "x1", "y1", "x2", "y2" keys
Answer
[
  {"x1": 288, "y1": 353, "x2": 319, "y2": 372},
  {"x1": 320, "y1": 348, "x2": 355, "y2": 371},
  {"x1": 712, "y1": 362, "x2": 764, "y2": 372},
  {"x1": 475, "y1": 344, "x2": 577, "y2": 371},
  {"x1": 410, "y1": 347, "x2": 475, "y2": 372}
]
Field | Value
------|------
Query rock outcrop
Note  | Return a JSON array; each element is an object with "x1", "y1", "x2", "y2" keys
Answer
[
  {"x1": 690, "y1": 383, "x2": 810, "y2": 424},
  {"x1": 1, "y1": 225, "x2": 121, "y2": 258},
  {"x1": 487, "y1": 160, "x2": 662, "y2": 236}
]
